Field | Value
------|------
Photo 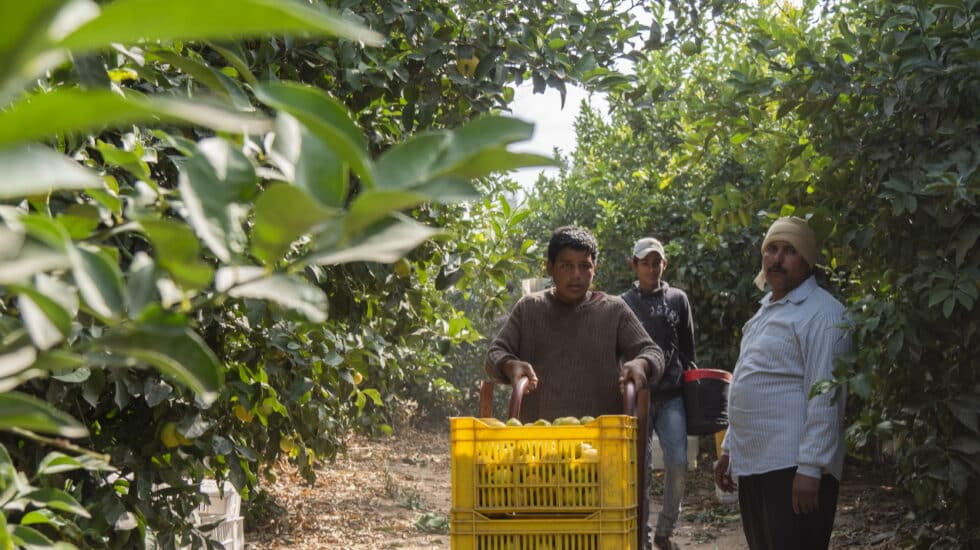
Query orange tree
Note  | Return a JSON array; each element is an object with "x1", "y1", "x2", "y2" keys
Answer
[
  {"x1": 526, "y1": 0, "x2": 978, "y2": 544},
  {"x1": 0, "y1": 0, "x2": 650, "y2": 547},
  {"x1": 708, "y1": 1, "x2": 979, "y2": 542}
]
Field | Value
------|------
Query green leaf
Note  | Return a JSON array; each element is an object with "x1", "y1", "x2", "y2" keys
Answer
[
  {"x1": 0, "y1": 391, "x2": 87, "y2": 438},
  {"x1": 23, "y1": 488, "x2": 90, "y2": 517},
  {"x1": 68, "y1": 245, "x2": 124, "y2": 320},
  {"x1": 361, "y1": 388, "x2": 382, "y2": 406},
  {"x1": 373, "y1": 125, "x2": 515, "y2": 201},
  {"x1": 215, "y1": 267, "x2": 328, "y2": 323},
  {"x1": 37, "y1": 452, "x2": 85, "y2": 476},
  {"x1": 849, "y1": 372, "x2": 871, "y2": 399},
  {"x1": 0, "y1": 0, "x2": 67, "y2": 104},
  {"x1": 19, "y1": 215, "x2": 71, "y2": 251},
  {"x1": 943, "y1": 297, "x2": 955, "y2": 318},
  {"x1": 33, "y1": 350, "x2": 89, "y2": 383},
  {"x1": 254, "y1": 81, "x2": 374, "y2": 187},
  {"x1": 948, "y1": 396, "x2": 980, "y2": 434},
  {"x1": 96, "y1": 140, "x2": 151, "y2": 181},
  {"x1": 208, "y1": 42, "x2": 257, "y2": 85},
  {"x1": 269, "y1": 113, "x2": 347, "y2": 208},
  {"x1": 0, "y1": 90, "x2": 270, "y2": 149},
  {"x1": 374, "y1": 133, "x2": 450, "y2": 190},
  {"x1": 138, "y1": 218, "x2": 214, "y2": 290},
  {"x1": 19, "y1": 510, "x2": 59, "y2": 528},
  {"x1": 10, "y1": 524, "x2": 56, "y2": 547},
  {"x1": 57, "y1": 0, "x2": 383, "y2": 55},
  {"x1": 57, "y1": 204, "x2": 101, "y2": 239},
  {"x1": 146, "y1": 49, "x2": 251, "y2": 109},
  {"x1": 954, "y1": 223, "x2": 980, "y2": 267},
  {"x1": 0, "y1": 145, "x2": 102, "y2": 199},
  {"x1": 430, "y1": 116, "x2": 536, "y2": 176},
  {"x1": 0, "y1": 344, "x2": 37, "y2": 380},
  {"x1": 438, "y1": 148, "x2": 556, "y2": 179},
  {"x1": 308, "y1": 214, "x2": 443, "y2": 265},
  {"x1": 950, "y1": 436, "x2": 980, "y2": 455},
  {"x1": 14, "y1": 279, "x2": 74, "y2": 350},
  {"x1": 250, "y1": 183, "x2": 337, "y2": 265},
  {"x1": 177, "y1": 139, "x2": 255, "y2": 263},
  {"x1": 93, "y1": 326, "x2": 223, "y2": 405},
  {"x1": 125, "y1": 252, "x2": 158, "y2": 318},
  {"x1": 929, "y1": 288, "x2": 953, "y2": 307},
  {"x1": 0, "y1": 515, "x2": 11, "y2": 550},
  {"x1": 143, "y1": 378, "x2": 173, "y2": 407},
  {"x1": 345, "y1": 190, "x2": 427, "y2": 237}
]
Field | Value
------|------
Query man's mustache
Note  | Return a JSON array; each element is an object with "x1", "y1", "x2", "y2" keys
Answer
[{"x1": 767, "y1": 266, "x2": 786, "y2": 273}]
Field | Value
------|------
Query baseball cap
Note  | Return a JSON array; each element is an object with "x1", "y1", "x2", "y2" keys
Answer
[{"x1": 632, "y1": 237, "x2": 666, "y2": 260}]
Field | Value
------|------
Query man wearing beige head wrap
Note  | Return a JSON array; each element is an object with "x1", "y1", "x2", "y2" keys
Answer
[
  {"x1": 714, "y1": 216, "x2": 852, "y2": 550},
  {"x1": 751, "y1": 216, "x2": 820, "y2": 293}
]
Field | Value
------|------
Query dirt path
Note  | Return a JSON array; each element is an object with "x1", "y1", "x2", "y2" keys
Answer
[{"x1": 246, "y1": 426, "x2": 908, "y2": 549}]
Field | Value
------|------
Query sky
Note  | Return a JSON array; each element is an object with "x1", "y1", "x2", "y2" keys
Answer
[
  {"x1": 506, "y1": 1, "x2": 649, "y2": 191},
  {"x1": 507, "y1": 83, "x2": 608, "y2": 190}
]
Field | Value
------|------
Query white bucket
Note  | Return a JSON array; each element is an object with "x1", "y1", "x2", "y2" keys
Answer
[{"x1": 649, "y1": 435, "x2": 699, "y2": 471}]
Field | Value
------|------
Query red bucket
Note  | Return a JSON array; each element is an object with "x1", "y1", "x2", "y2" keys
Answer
[{"x1": 682, "y1": 369, "x2": 732, "y2": 435}]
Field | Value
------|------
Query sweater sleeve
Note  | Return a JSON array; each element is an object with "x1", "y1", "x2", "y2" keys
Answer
[
  {"x1": 616, "y1": 300, "x2": 665, "y2": 383},
  {"x1": 796, "y1": 310, "x2": 852, "y2": 478},
  {"x1": 484, "y1": 299, "x2": 525, "y2": 383}
]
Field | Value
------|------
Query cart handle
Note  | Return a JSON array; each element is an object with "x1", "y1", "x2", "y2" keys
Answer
[
  {"x1": 507, "y1": 375, "x2": 530, "y2": 420},
  {"x1": 623, "y1": 379, "x2": 637, "y2": 414},
  {"x1": 505, "y1": 376, "x2": 638, "y2": 419}
]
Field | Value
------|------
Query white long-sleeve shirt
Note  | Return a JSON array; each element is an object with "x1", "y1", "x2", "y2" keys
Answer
[{"x1": 723, "y1": 276, "x2": 852, "y2": 480}]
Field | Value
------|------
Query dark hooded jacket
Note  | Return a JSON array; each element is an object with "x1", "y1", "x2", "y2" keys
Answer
[{"x1": 621, "y1": 281, "x2": 696, "y2": 402}]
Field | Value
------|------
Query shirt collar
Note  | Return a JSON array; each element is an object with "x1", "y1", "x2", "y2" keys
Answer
[
  {"x1": 633, "y1": 280, "x2": 670, "y2": 296},
  {"x1": 760, "y1": 275, "x2": 818, "y2": 306}
]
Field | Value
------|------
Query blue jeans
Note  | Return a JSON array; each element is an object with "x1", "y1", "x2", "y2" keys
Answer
[{"x1": 644, "y1": 396, "x2": 687, "y2": 547}]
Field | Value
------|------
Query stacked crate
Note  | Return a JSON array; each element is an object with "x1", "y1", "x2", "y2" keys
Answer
[
  {"x1": 188, "y1": 480, "x2": 244, "y2": 550},
  {"x1": 450, "y1": 416, "x2": 638, "y2": 550}
]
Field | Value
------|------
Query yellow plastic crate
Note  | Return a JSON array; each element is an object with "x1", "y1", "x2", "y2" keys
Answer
[
  {"x1": 450, "y1": 508, "x2": 637, "y2": 550},
  {"x1": 450, "y1": 416, "x2": 636, "y2": 513}
]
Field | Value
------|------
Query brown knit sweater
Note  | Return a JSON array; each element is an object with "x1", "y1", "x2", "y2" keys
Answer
[{"x1": 485, "y1": 289, "x2": 665, "y2": 423}]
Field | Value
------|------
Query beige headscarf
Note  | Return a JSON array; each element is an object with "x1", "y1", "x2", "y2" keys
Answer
[{"x1": 754, "y1": 216, "x2": 819, "y2": 290}]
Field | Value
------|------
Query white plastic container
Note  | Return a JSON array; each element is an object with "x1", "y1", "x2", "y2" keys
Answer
[
  {"x1": 208, "y1": 516, "x2": 244, "y2": 550},
  {"x1": 180, "y1": 480, "x2": 245, "y2": 550},
  {"x1": 649, "y1": 435, "x2": 699, "y2": 471},
  {"x1": 197, "y1": 479, "x2": 241, "y2": 519}
]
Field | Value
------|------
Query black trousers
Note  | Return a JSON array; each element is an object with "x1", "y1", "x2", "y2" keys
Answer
[{"x1": 738, "y1": 467, "x2": 840, "y2": 550}]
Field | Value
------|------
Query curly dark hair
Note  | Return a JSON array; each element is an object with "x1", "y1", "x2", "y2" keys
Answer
[{"x1": 547, "y1": 226, "x2": 598, "y2": 263}]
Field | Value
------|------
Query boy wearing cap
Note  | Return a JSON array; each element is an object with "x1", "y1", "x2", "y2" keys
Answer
[
  {"x1": 621, "y1": 237, "x2": 696, "y2": 550},
  {"x1": 714, "y1": 216, "x2": 852, "y2": 550},
  {"x1": 485, "y1": 226, "x2": 665, "y2": 423}
]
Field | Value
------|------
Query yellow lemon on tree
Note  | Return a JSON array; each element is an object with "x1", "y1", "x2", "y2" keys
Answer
[
  {"x1": 352, "y1": 372, "x2": 364, "y2": 386},
  {"x1": 160, "y1": 422, "x2": 180, "y2": 448},
  {"x1": 280, "y1": 435, "x2": 298, "y2": 454},
  {"x1": 456, "y1": 55, "x2": 479, "y2": 78},
  {"x1": 393, "y1": 258, "x2": 412, "y2": 278},
  {"x1": 234, "y1": 403, "x2": 253, "y2": 423},
  {"x1": 160, "y1": 422, "x2": 193, "y2": 448}
]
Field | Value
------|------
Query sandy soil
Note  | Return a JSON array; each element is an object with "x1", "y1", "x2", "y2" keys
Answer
[{"x1": 245, "y1": 425, "x2": 910, "y2": 550}]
